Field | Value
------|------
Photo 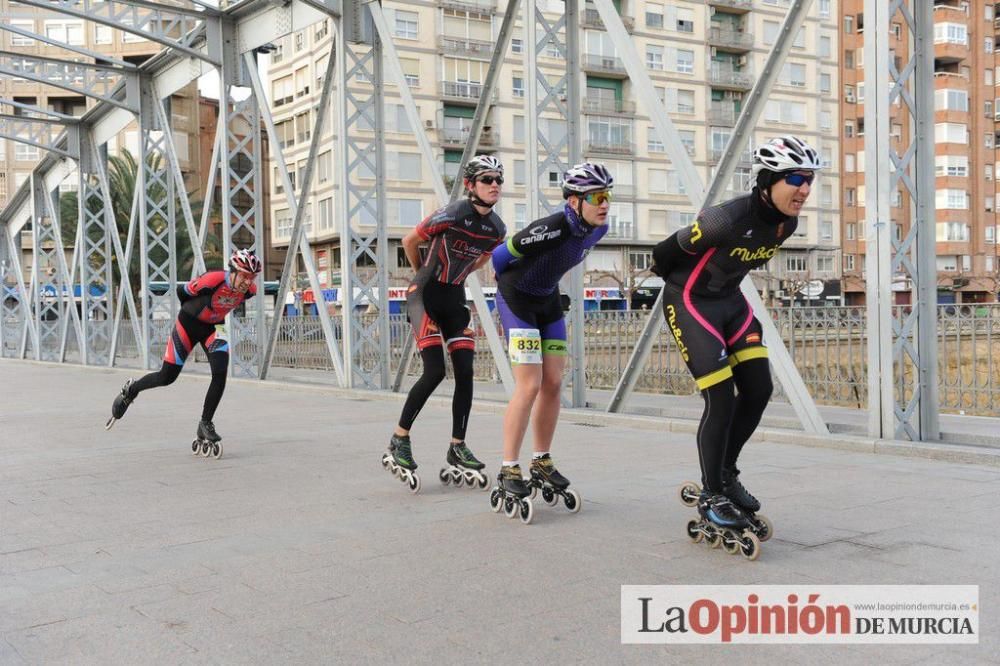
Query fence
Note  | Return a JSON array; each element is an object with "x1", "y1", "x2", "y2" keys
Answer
[{"x1": 4, "y1": 305, "x2": 1000, "y2": 416}]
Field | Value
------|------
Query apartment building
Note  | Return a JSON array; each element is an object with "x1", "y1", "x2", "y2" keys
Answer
[
  {"x1": 267, "y1": 0, "x2": 841, "y2": 302},
  {"x1": 841, "y1": 0, "x2": 1000, "y2": 305}
]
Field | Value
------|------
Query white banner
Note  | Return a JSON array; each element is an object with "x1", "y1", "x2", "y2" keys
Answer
[{"x1": 621, "y1": 585, "x2": 979, "y2": 644}]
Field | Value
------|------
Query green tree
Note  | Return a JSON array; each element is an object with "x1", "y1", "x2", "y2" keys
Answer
[{"x1": 59, "y1": 149, "x2": 223, "y2": 308}]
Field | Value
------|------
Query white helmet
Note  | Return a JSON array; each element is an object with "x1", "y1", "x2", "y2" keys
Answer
[{"x1": 752, "y1": 136, "x2": 822, "y2": 178}]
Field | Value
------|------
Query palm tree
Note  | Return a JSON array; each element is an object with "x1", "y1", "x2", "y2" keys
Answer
[{"x1": 59, "y1": 149, "x2": 223, "y2": 310}]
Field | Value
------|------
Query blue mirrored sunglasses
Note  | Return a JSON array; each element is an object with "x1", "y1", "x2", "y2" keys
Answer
[{"x1": 783, "y1": 172, "x2": 815, "y2": 187}]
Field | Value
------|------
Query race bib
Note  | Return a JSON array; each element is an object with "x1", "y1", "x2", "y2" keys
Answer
[
  {"x1": 508, "y1": 328, "x2": 542, "y2": 365},
  {"x1": 214, "y1": 324, "x2": 229, "y2": 343}
]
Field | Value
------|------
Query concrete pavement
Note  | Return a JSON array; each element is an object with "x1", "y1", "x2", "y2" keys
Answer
[{"x1": 1, "y1": 359, "x2": 997, "y2": 663}]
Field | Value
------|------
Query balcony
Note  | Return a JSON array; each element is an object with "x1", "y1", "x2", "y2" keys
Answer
[
  {"x1": 439, "y1": 0, "x2": 496, "y2": 14},
  {"x1": 708, "y1": 27, "x2": 754, "y2": 52},
  {"x1": 582, "y1": 98, "x2": 636, "y2": 115},
  {"x1": 439, "y1": 80, "x2": 498, "y2": 105},
  {"x1": 604, "y1": 219, "x2": 636, "y2": 240},
  {"x1": 934, "y1": 40, "x2": 969, "y2": 64},
  {"x1": 582, "y1": 53, "x2": 628, "y2": 77},
  {"x1": 708, "y1": 65, "x2": 754, "y2": 91},
  {"x1": 706, "y1": 0, "x2": 752, "y2": 13},
  {"x1": 582, "y1": 8, "x2": 635, "y2": 32},
  {"x1": 708, "y1": 104, "x2": 739, "y2": 126},
  {"x1": 439, "y1": 127, "x2": 499, "y2": 147},
  {"x1": 437, "y1": 36, "x2": 494, "y2": 60},
  {"x1": 585, "y1": 139, "x2": 634, "y2": 155}
]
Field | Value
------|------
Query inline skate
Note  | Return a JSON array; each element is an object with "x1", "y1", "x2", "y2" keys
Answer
[
  {"x1": 489, "y1": 464, "x2": 533, "y2": 524},
  {"x1": 381, "y1": 434, "x2": 420, "y2": 493},
  {"x1": 527, "y1": 454, "x2": 581, "y2": 513}
]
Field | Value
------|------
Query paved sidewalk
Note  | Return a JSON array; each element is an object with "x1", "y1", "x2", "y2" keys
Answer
[{"x1": 1, "y1": 360, "x2": 997, "y2": 663}]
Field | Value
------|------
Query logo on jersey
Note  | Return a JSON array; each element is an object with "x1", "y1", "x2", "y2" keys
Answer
[
  {"x1": 742, "y1": 229, "x2": 753, "y2": 238},
  {"x1": 746, "y1": 332, "x2": 761, "y2": 345},
  {"x1": 464, "y1": 218, "x2": 474, "y2": 227},
  {"x1": 215, "y1": 293, "x2": 242, "y2": 308},
  {"x1": 730, "y1": 245, "x2": 779, "y2": 263},
  {"x1": 665, "y1": 305, "x2": 689, "y2": 361},
  {"x1": 522, "y1": 226, "x2": 562, "y2": 246},
  {"x1": 689, "y1": 221, "x2": 703, "y2": 244}
]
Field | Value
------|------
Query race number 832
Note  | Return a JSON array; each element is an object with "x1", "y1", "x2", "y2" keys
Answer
[{"x1": 508, "y1": 328, "x2": 542, "y2": 365}]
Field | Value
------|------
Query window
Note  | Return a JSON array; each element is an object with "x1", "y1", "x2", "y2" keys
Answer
[
  {"x1": 780, "y1": 62, "x2": 807, "y2": 87},
  {"x1": 295, "y1": 113, "x2": 311, "y2": 144},
  {"x1": 845, "y1": 154, "x2": 856, "y2": 172},
  {"x1": 988, "y1": 101, "x2": 994, "y2": 119},
  {"x1": 785, "y1": 254, "x2": 807, "y2": 273},
  {"x1": 844, "y1": 255, "x2": 855, "y2": 271},
  {"x1": 845, "y1": 121, "x2": 855, "y2": 138},
  {"x1": 663, "y1": 88, "x2": 695, "y2": 114},
  {"x1": 820, "y1": 36, "x2": 831, "y2": 58},
  {"x1": 988, "y1": 165, "x2": 994, "y2": 181},
  {"x1": 514, "y1": 204, "x2": 527, "y2": 230},
  {"x1": 764, "y1": 100, "x2": 806, "y2": 125},
  {"x1": 394, "y1": 10, "x2": 418, "y2": 39},
  {"x1": 934, "y1": 23, "x2": 968, "y2": 45},
  {"x1": 513, "y1": 160, "x2": 526, "y2": 186},
  {"x1": 679, "y1": 130, "x2": 695, "y2": 156},
  {"x1": 844, "y1": 85, "x2": 856, "y2": 103},
  {"x1": 273, "y1": 76, "x2": 293, "y2": 107},
  {"x1": 987, "y1": 38, "x2": 994, "y2": 54},
  {"x1": 989, "y1": 5, "x2": 996, "y2": 20},
  {"x1": 392, "y1": 153, "x2": 422, "y2": 181},
  {"x1": 15, "y1": 143, "x2": 40, "y2": 161},
  {"x1": 987, "y1": 226, "x2": 996, "y2": 243},
  {"x1": 274, "y1": 208, "x2": 292, "y2": 238},
  {"x1": 511, "y1": 38, "x2": 523, "y2": 54},
  {"x1": 645, "y1": 3, "x2": 663, "y2": 28},
  {"x1": 935, "y1": 155, "x2": 969, "y2": 177},
  {"x1": 936, "y1": 189, "x2": 969, "y2": 210},
  {"x1": 818, "y1": 0, "x2": 831, "y2": 17},
  {"x1": 988, "y1": 255, "x2": 995, "y2": 272},
  {"x1": 820, "y1": 72, "x2": 831, "y2": 93},
  {"x1": 295, "y1": 67, "x2": 310, "y2": 97},
  {"x1": 649, "y1": 209, "x2": 668, "y2": 235},
  {"x1": 935, "y1": 123, "x2": 968, "y2": 144},
  {"x1": 9, "y1": 20, "x2": 35, "y2": 45},
  {"x1": 399, "y1": 58, "x2": 420, "y2": 87},
  {"x1": 629, "y1": 251, "x2": 653, "y2": 271},
  {"x1": 513, "y1": 115, "x2": 524, "y2": 143},
  {"x1": 820, "y1": 111, "x2": 832, "y2": 130},
  {"x1": 44, "y1": 19, "x2": 84, "y2": 45},
  {"x1": 315, "y1": 21, "x2": 328, "y2": 41},
  {"x1": 844, "y1": 15, "x2": 854, "y2": 33},
  {"x1": 647, "y1": 126, "x2": 665, "y2": 152},
  {"x1": 844, "y1": 50, "x2": 855, "y2": 69},
  {"x1": 846, "y1": 223, "x2": 856, "y2": 240},
  {"x1": 392, "y1": 199, "x2": 423, "y2": 227},
  {"x1": 675, "y1": 7, "x2": 694, "y2": 33},
  {"x1": 645, "y1": 45, "x2": 664, "y2": 70},
  {"x1": 845, "y1": 188, "x2": 856, "y2": 207},
  {"x1": 318, "y1": 151, "x2": 331, "y2": 183},
  {"x1": 819, "y1": 220, "x2": 833, "y2": 241},
  {"x1": 817, "y1": 256, "x2": 834, "y2": 273},
  {"x1": 934, "y1": 89, "x2": 969, "y2": 112},
  {"x1": 988, "y1": 69, "x2": 995, "y2": 86},
  {"x1": 94, "y1": 23, "x2": 112, "y2": 44},
  {"x1": 294, "y1": 31, "x2": 305, "y2": 51},
  {"x1": 936, "y1": 256, "x2": 959, "y2": 272},
  {"x1": 512, "y1": 75, "x2": 524, "y2": 98},
  {"x1": 673, "y1": 49, "x2": 694, "y2": 74},
  {"x1": 318, "y1": 197, "x2": 333, "y2": 231},
  {"x1": 988, "y1": 132, "x2": 995, "y2": 149}
]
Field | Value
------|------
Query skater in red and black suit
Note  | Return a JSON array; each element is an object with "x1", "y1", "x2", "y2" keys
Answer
[{"x1": 105, "y1": 249, "x2": 262, "y2": 452}]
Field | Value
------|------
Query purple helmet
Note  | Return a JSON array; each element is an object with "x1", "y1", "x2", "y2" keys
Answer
[{"x1": 562, "y1": 162, "x2": 614, "y2": 198}]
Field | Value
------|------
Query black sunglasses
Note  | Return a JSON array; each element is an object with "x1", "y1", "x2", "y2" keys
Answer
[{"x1": 478, "y1": 175, "x2": 504, "y2": 185}]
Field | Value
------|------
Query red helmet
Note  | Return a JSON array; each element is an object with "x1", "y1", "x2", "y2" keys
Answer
[{"x1": 229, "y1": 248, "x2": 262, "y2": 274}]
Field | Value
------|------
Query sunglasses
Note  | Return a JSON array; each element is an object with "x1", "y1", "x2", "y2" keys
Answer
[
  {"x1": 478, "y1": 175, "x2": 504, "y2": 185},
  {"x1": 583, "y1": 191, "x2": 613, "y2": 206},
  {"x1": 782, "y1": 172, "x2": 815, "y2": 187}
]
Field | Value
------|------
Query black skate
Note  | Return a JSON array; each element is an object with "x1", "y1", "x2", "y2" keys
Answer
[
  {"x1": 722, "y1": 467, "x2": 760, "y2": 513},
  {"x1": 681, "y1": 489, "x2": 761, "y2": 561},
  {"x1": 105, "y1": 378, "x2": 135, "y2": 430},
  {"x1": 679, "y1": 477, "x2": 773, "y2": 543},
  {"x1": 489, "y1": 464, "x2": 533, "y2": 524},
  {"x1": 192, "y1": 419, "x2": 223, "y2": 459},
  {"x1": 439, "y1": 442, "x2": 490, "y2": 490},
  {"x1": 381, "y1": 434, "x2": 420, "y2": 493},
  {"x1": 527, "y1": 454, "x2": 581, "y2": 513}
]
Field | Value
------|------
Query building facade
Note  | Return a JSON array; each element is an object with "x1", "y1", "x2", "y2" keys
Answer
[{"x1": 266, "y1": 0, "x2": 842, "y2": 303}]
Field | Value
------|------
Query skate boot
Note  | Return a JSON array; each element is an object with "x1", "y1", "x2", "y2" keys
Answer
[
  {"x1": 105, "y1": 378, "x2": 135, "y2": 430},
  {"x1": 381, "y1": 434, "x2": 420, "y2": 493},
  {"x1": 528, "y1": 454, "x2": 581, "y2": 513},
  {"x1": 684, "y1": 491, "x2": 761, "y2": 561},
  {"x1": 489, "y1": 464, "x2": 533, "y2": 524},
  {"x1": 192, "y1": 419, "x2": 223, "y2": 459},
  {"x1": 722, "y1": 467, "x2": 773, "y2": 542},
  {"x1": 439, "y1": 442, "x2": 490, "y2": 490}
]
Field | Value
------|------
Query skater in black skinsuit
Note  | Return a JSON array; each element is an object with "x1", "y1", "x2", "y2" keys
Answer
[{"x1": 652, "y1": 136, "x2": 822, "y2": 556}]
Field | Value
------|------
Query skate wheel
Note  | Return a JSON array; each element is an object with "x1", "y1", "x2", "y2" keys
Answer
[
  {"x1": 439, "y1": 468, "x2": 451, "y2": 485},
  {"x1": 563, "y1": 488, "x2": 581, "y2": 514},
  {"x1": 450, "y1": 469, "x2": 462, "y2": 484},
  {"x1": 679, "y1": 481, "x2": 701, "y2": 508},
  {"x1": 722, "y1": 529, "x2": 740, "y2": 555},
  {"x1": 105, "y1": 417, "x2": 116, "y2": 431},
  {"x1": 211, "y1": 442, "x2": 223, "y2": 460},
  {"x1": 191, "y1": 440, "x2": 200, "y2": 455},
  {"x1": 706, "y1": 527, "x2": 722, "y2": 549},
  {"x1": 755, "y1": 514, "x2": 774, "y2": 542},
  {"x1": 477, "y1": 473, "x2": 490, "y2": 491},
  {"x1": 462, "y1": 470, "x2": 476, "y2": 485},
  {"x1": 519, "y1": 499, "x2": 533, "y2": 525},
  {"x1": 489, "y1": 488, "x2": 503, "y2": 512},
  {"x1": 529, "y1": 486, "x2": 538, "y2": 500},
  {"x1": 541, "y1": 487, "x2": 557, "y2": 506},
  {"x1": 381, "y1": 453, "x2": 391, "y2": 469},
  {"x1": 503, "y1": 496, "x2": 516, "y2": 518},
  {"x1": 406, "y1": 471, "x2": 421, "y2": 494},
  {"x1": 740, "y1": 531, "x2": 761, "y2": 561},
  {"x1": 200, "y1": 441, "x2": 212, "y2": 457},
  {"x1": 686, "y1": 519, "x2": 703, "y2": 543}
]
